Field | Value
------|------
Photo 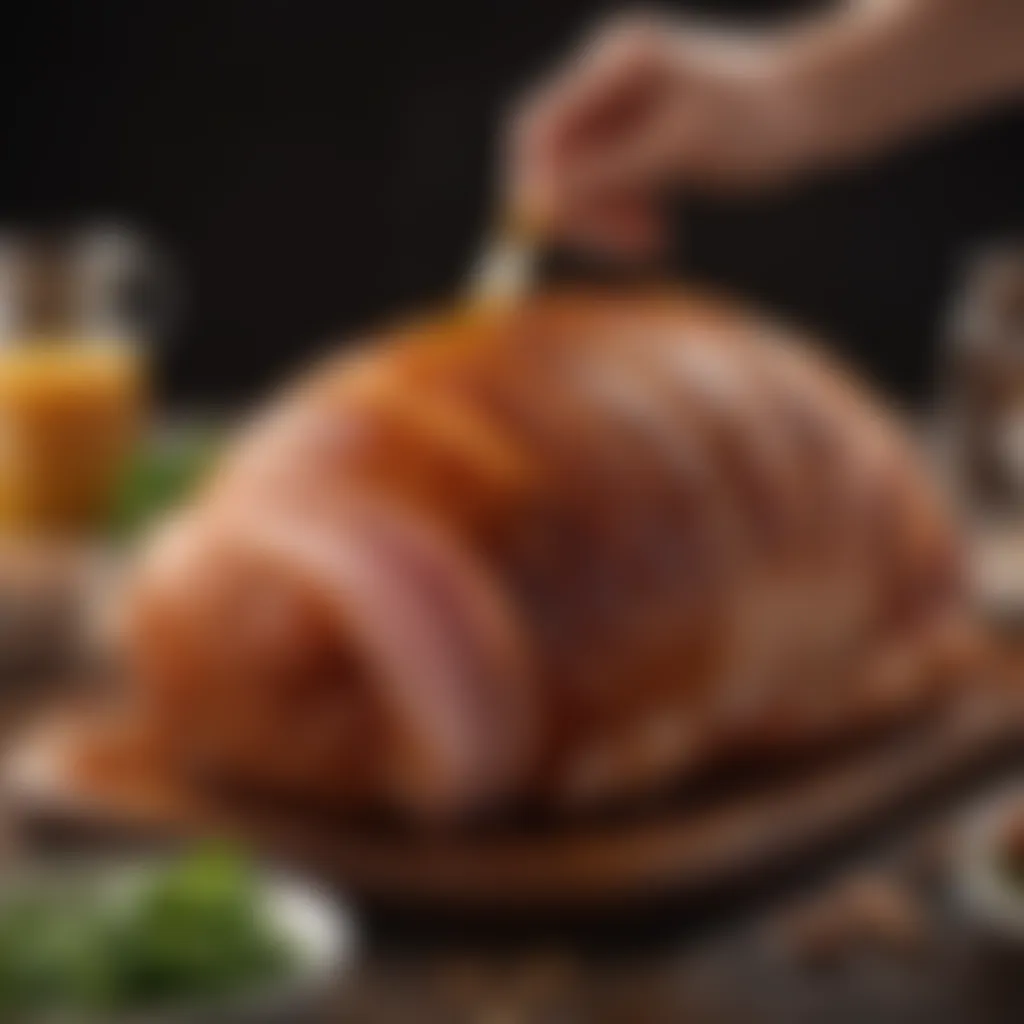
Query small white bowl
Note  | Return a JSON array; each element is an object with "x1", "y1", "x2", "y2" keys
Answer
[{"x1": 0, "y1": 856, "x2": 358, "y2": 1023}]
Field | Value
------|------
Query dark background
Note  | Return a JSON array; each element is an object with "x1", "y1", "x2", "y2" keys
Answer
[{"x1": 2, "y1": 0, "x2": 1022, "y2": 408}]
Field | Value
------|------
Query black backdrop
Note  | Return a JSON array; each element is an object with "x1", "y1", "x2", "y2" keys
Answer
[{"x1": 2, "y1": 0, "x2": 1023, "y2": 407}]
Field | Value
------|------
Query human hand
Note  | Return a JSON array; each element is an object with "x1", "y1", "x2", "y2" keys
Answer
[
  {"x1": 506, "y1": 1, "x2": 1024, "y2": 260},
  {"x1": 506, "y1": 15, "x2": 813, "y2": 258}
]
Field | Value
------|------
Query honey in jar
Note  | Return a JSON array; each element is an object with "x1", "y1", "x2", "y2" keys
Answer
[{"x1": 0, "y1": 229, "x2": 153, "y2": 536}]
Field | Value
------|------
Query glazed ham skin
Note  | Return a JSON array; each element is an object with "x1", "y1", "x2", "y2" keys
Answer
[{"x1": 125, "y1": 291, "x2": 971, "y2": 822}]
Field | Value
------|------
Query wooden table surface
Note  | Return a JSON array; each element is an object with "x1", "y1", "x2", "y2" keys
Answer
[{"x1": 2, "y1": 662, "x2": 1024, "y2": 1024}]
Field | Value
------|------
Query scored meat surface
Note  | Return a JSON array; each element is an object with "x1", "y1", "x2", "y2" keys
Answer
[{"x1": 125, "y1": 291, "x2": 974, "y2": 822}]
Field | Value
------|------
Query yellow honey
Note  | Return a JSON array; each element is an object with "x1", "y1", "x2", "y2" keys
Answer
[{"x1": 0, "y1": 339, "x2": 144, "y2": 535}]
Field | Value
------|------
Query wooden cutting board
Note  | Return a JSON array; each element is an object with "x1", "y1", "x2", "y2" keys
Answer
[{"x1": 6, "y1": 687, "x2": 1023, "y2": 913}]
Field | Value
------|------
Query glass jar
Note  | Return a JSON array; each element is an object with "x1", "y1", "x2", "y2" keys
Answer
[
  {"x1": 0, "y1": 226, "x2": 157, "y2": 536},
  {"x1": 943, "y1": 245, "x2": 1024, "y2": 618},
  {"x1": 944, "y1": 246, "x2": 1024, "y2": 515}
]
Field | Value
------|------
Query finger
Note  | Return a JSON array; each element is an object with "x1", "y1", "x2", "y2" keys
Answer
[
  {"x1": 548, "y1": 15, "x2": 674, "y2": 144},
  {"x1": 558, "y1": 191, "x2": 668, "y2": 261},
  {"x1": 508, "y1": 17, "x2": 678, "y2": 220},
  {"x1": 557, "y1": 85, "x2": 713, "y2": 204}
]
